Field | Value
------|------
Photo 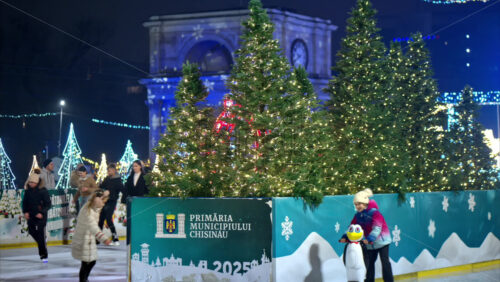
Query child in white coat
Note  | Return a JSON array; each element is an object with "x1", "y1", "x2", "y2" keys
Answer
[{"x1": 72, "y1": 189, "x2": 111, "y2": 282}]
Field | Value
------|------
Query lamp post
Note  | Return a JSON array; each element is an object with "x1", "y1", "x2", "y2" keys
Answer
[{"x1": 58, "y1": 100, "x2": 65, "y2": 156}]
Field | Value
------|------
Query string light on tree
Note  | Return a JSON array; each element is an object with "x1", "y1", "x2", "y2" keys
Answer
[
  {"x1": 29, "y1": 155, "x2": 40, "y2": 176},
  {"x1": 96, "y1": 154, "x2": 108, "y2": 184},
  {"x1": 0, "y1": 138, "x2": 16, "y2": 190},
  {"x1": 55, "y1": 123, "x2": 84, "y2": 189},
  {"x1": 119, "y1": 140, "x2": 138, "y2": 181}
]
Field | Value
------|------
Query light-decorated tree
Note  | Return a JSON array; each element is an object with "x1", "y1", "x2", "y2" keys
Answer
[
  {"x1": 149, "y1": 62, "x2": 233, "y2": 197},
  {"x1": 325, "y1": 0, "x2": 407, "y2": 196},
  {"x1": 273, "y1": 66, "x2": 334, "y2": 204},
  {"x1": 0, "y1": 138, "x2": 17, "y2": 190},
  {"x1": 400, "y1": 33, "x2": 449, "y2": 192},
  {"x1": 119, "y1": 140, "x2": 138, "y2": 182},
  {"x1": 224, "y1": 0, "x2": 331, "y2": 202},
  {"x1": 447, "y1": 86, "x2": 498, "y2": 190},
  {"x1": 29, "y1": 155, "x2": 40, "y2": 176},
  {"x1": 96, "y1": 153, "x2": 108, "y2": 184},
  {"x1": 55, "y1": 123, "x2": 84, "y2": 189}
]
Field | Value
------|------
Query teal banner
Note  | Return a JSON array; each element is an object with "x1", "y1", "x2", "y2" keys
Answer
[
  {"x1": 273, "y1": 190, "x2": 500, "y2": 281},
  {"x1": 129, "y1": 198, "x2": 272, "y2": 281}
]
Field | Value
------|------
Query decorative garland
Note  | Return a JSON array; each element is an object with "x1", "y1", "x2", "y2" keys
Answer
[
  {"x1": 0, "y1": 112, "x2": 57, "y2": 119},
  {"x1": 422, "y1": 0, "x2": 489, "y2": 4},
  {"x1": 91, "y1": 118, "x2": 150, "y2": 130},
  {"x1": 440, "y1": 90, "x2": 500, "y2": 105}
]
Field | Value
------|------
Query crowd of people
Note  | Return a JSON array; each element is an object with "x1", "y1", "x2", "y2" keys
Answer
[{"x1": 21, "y1": 159, "x2": 149, "y2": 282}]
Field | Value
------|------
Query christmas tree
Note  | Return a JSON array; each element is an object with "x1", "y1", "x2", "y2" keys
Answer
[
  {"x1": 0, "y1": 138, "x2": 16, "y2": 190},
  {"x1": 400, "y1": 33, "x2": 449, "y2": 192},
  {"x1": 325, "y1": 0, "x2": 404, "y2": 195},
  {"x1": 96, "y1": 154, "x2": 108, "y2": 184},
  {"x1": 447, "y1": 86, "x2": 498, "y2": 190},
  {"x1": 119, "y1": 140, "x2": 138, "y2": 182},
  {"x1": 55, "y1": 123, "x2": 84, "y2": 189},
  {"x1": 225, "y1": 0, "x2": 298, "y2": 198},
  {"x1": 150, "y1": 62, "x2": 233, "y2": 197},
  {"x1": 274, "y1": 66, "x2": 333, "y2": 204},
  {"x1": 29, "y1": 155, "x2": 40, "y2": 176}
]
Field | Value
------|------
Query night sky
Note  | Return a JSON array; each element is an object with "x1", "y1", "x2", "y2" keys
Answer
[{"x1": 1, "y1": 0, "x2": 499, "y2": 186}]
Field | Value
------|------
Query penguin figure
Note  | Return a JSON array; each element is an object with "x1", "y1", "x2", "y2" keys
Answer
[{"x1": 345, "y1": 224, "x2": 366, "y2": 282}]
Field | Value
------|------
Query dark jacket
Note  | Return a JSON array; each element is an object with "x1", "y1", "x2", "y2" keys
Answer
[
  {"x1": 122, "y1": 172, "x2": 148, "y2": 204},
  {"x1": 22, "y1": 187, "x2": 51, "y2": 223},
  {"x1": 100, "y1": 175, "x2": 124, "y2": 204}
]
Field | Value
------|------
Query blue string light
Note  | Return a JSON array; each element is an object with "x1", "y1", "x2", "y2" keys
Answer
[
  {"x1": 91, "y1": 118, "x2": 150, "y2": 130},
  {"x1": 439, "y1": 90, "x2": 500, "y2": 105},
  {"x1": 422, "y1": 0, "x2": 489, "y2": 4},
  {"x1": 393, "y1": 35, "x2": 439, "y2": 42},
  {"x1": 0, "y1": 112, "x2": 57, "y2": 119}
]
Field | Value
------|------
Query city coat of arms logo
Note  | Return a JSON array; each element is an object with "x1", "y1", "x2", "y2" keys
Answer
[
  {"x1": 155, "y1": 213, "x2": 186, "y2": 238},
  {"x1": 165, "y1": 214, "x2": 177, "y2": 234}
]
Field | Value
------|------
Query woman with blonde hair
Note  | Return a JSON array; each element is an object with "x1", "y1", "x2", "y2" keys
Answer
[{"x1": 72, "y1": 189, "x2": 111, "y2": 282}]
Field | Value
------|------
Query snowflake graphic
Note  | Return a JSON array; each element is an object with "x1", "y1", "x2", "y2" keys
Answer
[
  {"x1": 442, "y1": 196, "x2": 449, "y2": 212},
  {"x1": 428, "y1": 219, "x2": 436, "y2": 238},
  {"x1": 281, "y1": 216, "x2": 293, "y2": 241},
  {"x1": 335, "y1": 222, "x2": 340, "y2": 233},
  {"x1": 488, "y1": 212, "x2": 491, "y2": 221},
  {"x1": 468, "y1": 193, "x2": 476, "y2": 212},
  {"x1": 192, "y1": 25, "x2": 204, "y2": 40},
  {"x1": 392, "y1": 225, "x2": 401, "y2": 247},
  {"x1": 409, "y1": 197, "x2": 415, "y2": 208},
  {"x1": 203, "y1": 79, "x2": 215, "y2": 91}
]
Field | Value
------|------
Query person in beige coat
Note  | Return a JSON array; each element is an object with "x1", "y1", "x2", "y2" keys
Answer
[{"x1": 72, "y1": 189, "x2": 111, "y2": 282}]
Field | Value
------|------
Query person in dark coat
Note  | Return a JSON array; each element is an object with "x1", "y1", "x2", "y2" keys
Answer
[
  {"x1": 98, "y1": 163, "x2": 123, "y2": 245},
  {"x1": 121, "y1": 160, "x2": 148, "y2": 204},
  {"x1": 22, "y1": 169, "x2": 52, "y2": 262}
]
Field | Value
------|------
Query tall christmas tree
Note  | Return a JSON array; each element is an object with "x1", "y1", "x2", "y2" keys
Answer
[
  {"x1": 401, "y1": 33, "x2": 449, "y2": 192},
  {"x1": 447, "y1": 86, "x2": 498, "y2": 190},
  {"x1": 0, "y1": 138, "x2": 16, "y2": 190},
  {"x1": 119, "y1": 140, "x2": 138, "y2": 182},
  {"x1": 325, "y1": 0, "x2": 404, "y2": 195},
  {"x1": 225, "y1": 0, "x2": 298, "y2": 198},
  {"x1": 55, "y1": 123, "x2": 84, "y2": 189},
  {"x1": 150, "y1": 62, "x2": 233, "y2": 197},
  {"x1": 29, "y1": 155, "x2": 40, "y2": 176},
  {"x1": 96, "y1": 153, "x2": 108, "y2": 184},
  {"x1": 273, "y1": 66, "x2": 333, "y2": 204}
]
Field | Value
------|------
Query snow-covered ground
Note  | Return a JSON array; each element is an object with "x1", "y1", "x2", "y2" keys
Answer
[
  {"x1": 0, "y1": 242, "x2": 127, "y2": 281},
  {"x1": 1, "y1": 242, "x2": 499, "y2": 281}
]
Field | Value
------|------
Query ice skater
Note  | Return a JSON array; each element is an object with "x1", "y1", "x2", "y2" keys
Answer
[
  {"x1": 98, "y1": 163, "x2": 123, "y2": 245},
  {"x1": 341, "y1": 189, "x2": 394, "y2": 282},
  {"x1": 22, "y1": 169, "x2": 52, "y2": 263},
  {"x1": 72, "y1": 189, "x2": 111, "y2": 282}
]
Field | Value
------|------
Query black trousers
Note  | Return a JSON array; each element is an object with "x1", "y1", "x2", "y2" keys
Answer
[
  {"x1": 365, "y1": 244, "x2": 393, "y2": 282},
  {"x1": 79, "y1": 260, "x2": 96, "y2": 282},
  {"x1": 27, "y1": 219, "x2": 47, "y2": 259},
  {"x1": 98, "y1": 202, "x2": 117, "y2": 236}
]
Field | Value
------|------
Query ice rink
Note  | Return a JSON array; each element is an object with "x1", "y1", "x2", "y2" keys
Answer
[
  {"x1": 0, "y1": 243, "x2": 499, "y2": 281},
  {"x1": 0, "y1": 243, "x2": 127, "y2": 281}
]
